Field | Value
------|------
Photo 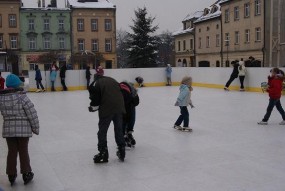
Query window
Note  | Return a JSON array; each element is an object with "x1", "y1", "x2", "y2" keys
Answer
[
  {"x1": 244, "y1": 3, "x2": 250, "y2": 18},
  {"x1": 255, "y1": 0, "x2": 261, "y2": 15},
  {"x1": 216, "y1": 34, "x2": 220, "y2": 47},
  {"x1": 225, "y1": 33, "x2": 230, "y2": 46},
  {"x1": 207, "y1": 27, "x2": 210, "y2": 31},
  {"x1": 190, "y1": 39, "x2": 194, "y2": 50},
  {"x1": 178, "y1": 41, "x2": 181, "y2": 51},
  {"x1": 225, "y1": 9, "x2": 230, "y2": 23},
  {"x1": 78, "y1": 39, "x2": 85, "y2": 51},
  {"x1": 59, "y1": 37, "x2": 65, "y2": 49},
  {"x1": 206, "y1": 36, "x2": 210, "y2": 48},
  {"x1": 235, "y1": 31, "x2": 240, "y2": 44},
  {"x1": 44, "y1": 36, "x2": 51, "y2": 49},
  {"x1": 29, "y1": 37, "x2": 36, "y2": 50},
  {"x1": 29, "y1": 64, "x2": 35, "y2": 71},
  {"x1": 216, "y1": 24, "x2": 219, "y2": 29},
  {"x1": 91, "y1": 19, "x2": 98, "y2": 31},
  {"x1": 199, "y1": 28, "x2": 201, "y2": 33},
  {"x1": 29, "y1": 19, "x2": 35, "y2": 30},
  {"x1": 92, "y1": 39, "x2": 98, "y2": 51},
  {"x1": 255, "y1": 27, "x2": 261, "y2": 41},
  {"x1": 105, "y1": 19, "x2": 112, "y2": 31},
  {"x1": 199, "y1": 37, "x2": 202, "y2": 49},
  {"x1": 0, "y1": 35, "x2": 3, "y2": 49},
  {"x1": 234, "y1": 7, "x2": 239, "y2": 20},
  {"x1": 105, "y1": 39, "x2": 112, "y2": 52},
  {"x1": 9, "y1": 14, "x2": 17, "y2": 27},
  {"x1": 44, "y1": 19, "x2": 50, "y2": 31},
  {"x1": 10, "y1": 36, "x2": 17, "y2": 49},
  {"x1": 77, "y1": 19, "x2": 84, "y2": 31},
  {"x1": 245, "y1": 29, "x2": 250, "y2": 43},
  {"x1": 59, "y1": 19, "x2": 64, "y2": 31},
  {"x1": 0, "y1": 15, "x2": 2, "y2": 27},
  {"x1": 183, "y1": 40, "x2": 186, "y2": 50}
]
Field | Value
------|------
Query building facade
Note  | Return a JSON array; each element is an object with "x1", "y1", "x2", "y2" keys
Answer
[
  {"x1": 173, "y1": 11, "x2": 203, "y2": 67},
  {"x1": 220, "y1": 0, "x2": 264, "y2": 66},
  {"x1": 20, "y1": 7, "x2": 71, "y2": 72},
  {"x1": 0, "y1": 0, "x2": 21, "y2": 73},
  {"x1": 69, "y1": 0, "x2": 117, "y2": 69},
  {"x1": 194, "y1": 3, "x2": 222, "y2": 67}
]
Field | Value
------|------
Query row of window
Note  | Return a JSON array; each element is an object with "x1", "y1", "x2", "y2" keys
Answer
[
  {"x1": 225, "y1": 0, "x2": 261, "y2": 22},
  {"x1": 77, "y1": 19, "x2": 112, "y2": 31},
  {"x1": 78, "y1": 39, "x2": 112, "y2": 52},
  {"x1": 0, "y1": 14, "x2": 17, "y2": 28}
]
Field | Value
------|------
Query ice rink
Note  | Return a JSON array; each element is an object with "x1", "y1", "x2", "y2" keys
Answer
[{"x1": 1, "y1": 86, "x2": 285, "y2": 191}]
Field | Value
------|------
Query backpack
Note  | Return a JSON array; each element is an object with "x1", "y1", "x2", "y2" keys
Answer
[{"x1": 120, "y1": 82, "x2": 140, "y2": 107}]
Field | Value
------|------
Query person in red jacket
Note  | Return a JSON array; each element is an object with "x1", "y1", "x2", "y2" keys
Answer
[
  {"x1": 0, "y1": 72, "x2": 5, "y2": 90},
  {"x1": 258, "y1": 68, "x2": 285, "y2": 125}
]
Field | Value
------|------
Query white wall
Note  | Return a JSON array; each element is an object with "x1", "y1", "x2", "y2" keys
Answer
[{"x1": 28, "y1": 68, "x2": 278, "y2": 91}]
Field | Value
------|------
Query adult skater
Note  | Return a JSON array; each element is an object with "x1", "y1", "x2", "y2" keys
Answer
[
  {"x1": 0, "y1": 74, "x2": 39, "y2": 186},
  {"x1": 258, "y1": 68, "x2": 285, "y2": 125},
  {"x1": 88, "y1": 74, "x2": 126, "y2": 162},
  {"x1": 60, "y1": 64, "x2": 68, "y2": 91},
  {"x1": 35, "y1": 65, "x2": 45, "y2": 92},
  {"x1": 238, "y1": 58, "x2": 246, "y2": 91},
  {"x1": 174, "y1": 76, "x2": 194, "y2": 131},
  {"x1": 165, "y1": 64, "x2": 172, "y2": 86},
  {"x1": 224, "y1": 61, "x2": 240, "y2": 91},
  {"x1": 85, "y1": 65, "x2": 92, "y2": 89}
]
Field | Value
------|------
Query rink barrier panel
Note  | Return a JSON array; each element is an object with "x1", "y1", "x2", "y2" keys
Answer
[{"x1": 27, "y1": 68, "x2": 282, "y2": 93}]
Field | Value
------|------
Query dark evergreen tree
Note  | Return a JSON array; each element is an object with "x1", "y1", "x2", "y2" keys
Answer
[
  {"x1": 128, "y1": 7, "x2": 159, "y2": 68},
  {"x1": 157, "y1": 31, "x2": 175, "y2": 67},
  {"x1": 117, "y1": 29, "x2": 130, "y2": 68}
]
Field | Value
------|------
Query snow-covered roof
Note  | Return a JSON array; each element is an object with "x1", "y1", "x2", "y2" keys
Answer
[
  {"x1": 182, "y1": 11, "x2": 204, "y2": 22},
  {"x1": 194, "y1": 0, "x2": 222, "y2": 24},
  {"x1": 219, "y1": 0, "x2": 230, "y2": 4},
  {"x1": 172, "y1": 27, "x2": 194, "y2": 36},
  {"x1": 68, "y1": 0, "x2": 115, "y2": 9}
]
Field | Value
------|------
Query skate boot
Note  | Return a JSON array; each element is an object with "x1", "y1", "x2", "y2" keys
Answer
[
  {"x1": 116, "y1": 146, "x2": 125, "y2": 162},
  {"x1": 127, "y1": 132, "x2": 136, "y2": 146},
  {"x1": 8, "y1": 174, "x2": 17, "y2": 186},
  {"x1": 93, "y1": 148, "x2": 109, "y2": 163},
  {"x1": 124, "y1": 135, "x2": 132, "y2": 148},
  {"x1": 23, "y1": 172, "x2": 34, "y2": 185}
]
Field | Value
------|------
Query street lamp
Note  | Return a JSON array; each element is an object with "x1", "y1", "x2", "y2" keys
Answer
[{"x1": 225, "y1": 39, "x2": 230, "y2": 67}]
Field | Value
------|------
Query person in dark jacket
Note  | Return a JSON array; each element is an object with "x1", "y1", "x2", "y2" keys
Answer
[
  {"x1": 0, "y1": 74, "x2": 39, "y2": 186},
  {"x1": 85, "y1": 65, "x2": 92, "y2": 89},
  {"x1": 34, "y1": 65, "x2": 45, "y2": 92},
  {"x1": 224, "y1": 61, "x2": 240, "y2": 91},
  {"x1": 59, "y1": 64, "x2": 68, "y2": 91},
  {"x1": 88, "y1": 74, "x2": 126, "y2": 163}
]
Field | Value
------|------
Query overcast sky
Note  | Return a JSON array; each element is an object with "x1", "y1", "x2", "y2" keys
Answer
[{"x1": 22, "y1": 0, "x2": 215, "y2": 34}]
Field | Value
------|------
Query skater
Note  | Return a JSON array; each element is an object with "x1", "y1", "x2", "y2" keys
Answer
[
  {"x1": 258, "y1": 68, "x2": 285, "y2": 125},
  {"x1": 59, "y1": 64, "x2": 68, "y2": 91},
  {"x1": 238, "y1": 58, "x2": 246, "y2": 91},
  {"x1": 86, "y1": 65, "x2": 92, "y2": 89},
  {"x1": 135, "y1": 76, "x2": 144, "y2": 87},
  {"x1": 88, "y1": 74, "x2": 126, "y2": 163},
  {"x1": 165, "y1": 64, "x2": 172, "y2": 86},
  {"x1": 0, "y1": 71, "x2": 5, "y2": 90},
  {"x1": 174, "y1": 76, "x2": 194, "y2": 131},
  {"x1": 50, "y1": 61, "x2": 58, "y2": 91},
  {"x1": 120, "y1": 81, "x2": 140, "y2": 147},
  {"x1": 95, "y1": 65, "x2": 104, "y2": 76},
  {"x1": 34, "y1": 65, "x2": 45, "y2": 92},
  {"x1": 224, "y1": 61, "x2": 240, "y2": 91},
  {"x1": 0, "y1": 74, "x2": 39, "y2": 186}
]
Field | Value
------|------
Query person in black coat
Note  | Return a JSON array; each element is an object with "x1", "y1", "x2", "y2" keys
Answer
[
  {"x1": 224, "y1": 61, "x2": 240, "y2": 91},
  {"x1": 85, "y1": 65, "x2": 91, "y2": 89},
  {"x1": 59, "y1": 65, "x2": 68, "y2": 91}
]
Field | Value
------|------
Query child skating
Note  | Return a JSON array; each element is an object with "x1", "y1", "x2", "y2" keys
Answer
[
  {"x1": 174, "y1": 76, "x2": 194, "y2": 131},
  {"x1": 258, "y1": 68, "x2": 285, "y2": 125}
]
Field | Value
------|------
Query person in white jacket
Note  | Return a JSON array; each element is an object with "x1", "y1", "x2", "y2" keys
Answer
[{"x1": 238, "y1": 58, "x2": 246, "y2": 91}]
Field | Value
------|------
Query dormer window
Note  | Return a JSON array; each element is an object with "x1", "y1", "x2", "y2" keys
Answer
[
  {"x1": 211, "y1": 5, "x2": 218, "y2": 13},
  {"x1": 204, "y1": 8, "x2": 210, "y2": 15}
]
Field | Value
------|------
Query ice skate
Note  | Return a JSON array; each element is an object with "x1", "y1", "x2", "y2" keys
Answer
[
  {"x1": 182, "y1": 127, "x2": 193, "y2": 132},
  {"x1": 93, "y1": 148, "x2": 109, "y2": 163},
  {"x1": 173, "y1": 125, "x2": 183, "y2": 130},
  {"x1": 124, "y1": 135, "x2": 132, "y2": 148},
  {"x1": 116, "y1": 147, "x2": 125, "y2": 162},
  {"x1": 35, "y1": 89, "x2": 41, "y2": 93},
  {"x1": 8, "y1": 174, "x2": 17, "y2": 186},
  {"x1": 224, "y1": 87, "x2": 229, "y2": 91},
  {"x1": 125, "y1": 132, "x2": 136, "y2": 147},
  {"x1": 23, "y1": 172, "x2": 34, "y2": 185},
  {"x1": 279, "y1": 120, "x2": 285, "y2": 125},
  {"x1": 257, "y1": 121, "x2": 268, "y2": 125}
]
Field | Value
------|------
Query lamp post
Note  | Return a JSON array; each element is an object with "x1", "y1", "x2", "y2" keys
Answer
[{"x1": 225, "y1": 39, "x2": 230, "y2": 67}]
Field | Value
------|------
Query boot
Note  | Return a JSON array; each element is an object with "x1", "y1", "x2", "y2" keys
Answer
[
  {"x1": 116, "y1": 146, "x2": 125, "y2": 162},
  {"x1": 8, "y1": 174, "x2": 17, "y2": 186},
  {"x1": 127, "y1": 132, "x2": 136, "y2": 146},
  {"x1": 93, "y1": 148, "x2": 109, "y2": 163},
  {"x1": 23, "y1": 172, "x2": 34, "y2": 185}
]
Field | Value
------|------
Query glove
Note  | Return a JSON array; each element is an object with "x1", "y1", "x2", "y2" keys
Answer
[
  {"x1": 88, "y1": 106, "x2": 99, "y2": 112},
  {"x1": 32, "y1": 129, "x2": 39, "y2": 135}
]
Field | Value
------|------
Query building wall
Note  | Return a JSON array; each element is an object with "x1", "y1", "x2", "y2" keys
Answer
[
  {"x1": 174, "y1": 33, "x2": 195, "y2": 67},
  {"x1": 220, "y1": 0, "x2": 264, "y2": 66},
  {"x1": 195, "y1": 18, "x2": 221, "y2": 67},
  {"x1": 20, "y1": 8, "x2": 71, "y2": 71},
  {"x1": 71, "y1": 8, "x2": 117, "y2": 68}
]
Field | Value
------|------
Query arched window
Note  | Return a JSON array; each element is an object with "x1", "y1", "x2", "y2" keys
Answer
[{"x1": 183, "y1": 59, "x2": 187, "y2": 67}]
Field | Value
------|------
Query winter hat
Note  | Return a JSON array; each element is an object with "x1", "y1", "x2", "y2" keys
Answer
[
  {"x1": 181, "y1": 76, "x2": 192, "y2": 85},
  {"x1": 6, "y1": 74, "x2": 22, "y2": 88}
]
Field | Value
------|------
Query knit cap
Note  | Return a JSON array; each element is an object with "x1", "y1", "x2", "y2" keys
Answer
[{"x1": 6, "y1": 74, "x2": 22, "y2": 88}]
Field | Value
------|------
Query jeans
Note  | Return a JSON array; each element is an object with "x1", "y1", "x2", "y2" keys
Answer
[
  {"x1": 175, "y1": 106, "x2": 189, "y2": 127},
  {"x1": 225, "y1": 74, "x2": 238, "y2": 88},
  {"x1": 51, "y1": 81, "x2": 55, "y2": 91},
  {"x1": 239, "y1": 76, "x2": 245, "y2": 89},
  {"x1": 122, "y1": 107, "x2": 136, "y2": 133},
  {"x1": 6, "y1": 137, "x2": 32, "y2": 175},
  {"x1": 97, "y1": 113, "x2": 125, "y2": 151},
  {"x1": 36, "y1": 80, "x2": 44, "y2": 90},
  {"x1": 263, "y1": 98, "x2": 285, "y2": 122}
]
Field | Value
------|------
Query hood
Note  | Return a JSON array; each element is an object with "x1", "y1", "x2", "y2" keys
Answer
[{"x1": 0, "y1": 88, "x2": 25, "y2": 107}]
